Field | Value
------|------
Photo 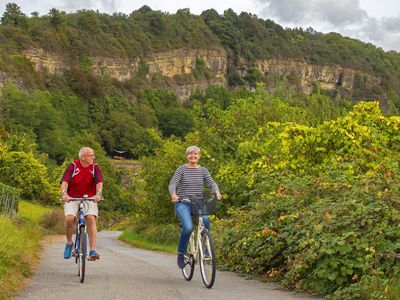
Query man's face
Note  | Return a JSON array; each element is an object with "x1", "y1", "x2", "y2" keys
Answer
[{"x1": 82, "y1": 151, "x2": 95, "y2": 165}]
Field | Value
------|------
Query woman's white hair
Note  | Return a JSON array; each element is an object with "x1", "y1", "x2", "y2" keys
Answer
[{"x1": 185, "y1": 145, "x2": 201, "y2": 155}]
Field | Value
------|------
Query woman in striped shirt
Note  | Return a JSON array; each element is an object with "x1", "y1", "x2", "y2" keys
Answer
[{"x1": 168, "y1": 145, "x2": 222, "y2": 269}]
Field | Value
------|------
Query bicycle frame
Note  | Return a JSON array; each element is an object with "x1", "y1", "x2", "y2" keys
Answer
[
  {"x1": 68, "y1": 195, "x2": 93, "y2": 283},
  {"x1": 73, "y1": 200, "x2": 86, "y2": 259},
  {"x1": 180, "y1": 195, "x2": 217, "y2": 288},
  {"x1": 188, "y1": 216, "x2": 206, "y2": 263}
]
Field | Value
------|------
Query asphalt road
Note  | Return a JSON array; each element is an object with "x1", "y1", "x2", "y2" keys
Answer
[{"x1": 15, "y1": 231, "x2": 322, "y2": 300}]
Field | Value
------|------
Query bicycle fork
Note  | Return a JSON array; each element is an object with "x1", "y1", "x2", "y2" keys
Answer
[
  {"x1": 74, "y1": 205, "x2": 86, "y2": 257},
  {"x1": 194, "y1": 218, "x2": 206, "y2": 261}
]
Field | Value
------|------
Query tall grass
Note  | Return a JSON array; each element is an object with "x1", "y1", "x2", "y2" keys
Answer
[
  {"x1": 18, "y1": 200, "x2": 52, "y2": 224},
  {"x1": 0, "y1": 201, "x2": 51, "y2": 299}
]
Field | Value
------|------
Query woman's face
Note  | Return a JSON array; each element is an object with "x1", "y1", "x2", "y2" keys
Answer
[{"x1": 187, "y1": 151, "x2": 200, "y2": 164}]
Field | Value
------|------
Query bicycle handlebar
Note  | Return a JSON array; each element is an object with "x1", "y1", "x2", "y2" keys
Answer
[
  {"x1": 177, "y1": 194, "x2": 216, "y2": 202},
  {"x1": 59, "y1": 194, "x2": 98, "y2": 202},
  {"x1": 68, "y1": 197, "x2": 96, "y2": 202}
]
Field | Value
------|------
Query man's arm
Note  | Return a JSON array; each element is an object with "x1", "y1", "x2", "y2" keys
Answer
[
  {"x1": 95, "y1": 182, "x2": 103, "y2": 202},
  {"x1": 61, "y1": 181, "x2": 70, "y2": 202}
]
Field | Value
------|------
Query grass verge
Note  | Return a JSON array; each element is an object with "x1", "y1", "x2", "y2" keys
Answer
[
  {"x1": 0, "y1": 200, "x2": 62, "y2": 299},
  {"x1": 119, "y1": 229, "x2": 177, "y2": 253},
  {"x1": 119, "y1": 221, "x2": 179, "y2": 254}
]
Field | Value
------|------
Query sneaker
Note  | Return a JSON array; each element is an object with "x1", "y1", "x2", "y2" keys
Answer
[
  {"x1": 64, "y1": 243, "x2": 73, "y2": 259},
  {"x1": 89, "y1": 250, "x2": 100, "y2": 260},
  {"x1": 177, "y1": 253, "x2": 185, "y2": 269}
]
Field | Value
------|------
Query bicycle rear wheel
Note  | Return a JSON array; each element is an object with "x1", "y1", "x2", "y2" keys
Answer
[
  {"x1": 182, "y1": 233, "x2": 195, "y2": 281},
  {"x1": 78, "y1": 227, "x2": 87, "y2": 283},
  {"x1": 199, "y1": 229, "x2": 216, "y2": 288}
]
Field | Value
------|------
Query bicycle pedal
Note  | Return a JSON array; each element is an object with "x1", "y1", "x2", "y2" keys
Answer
[{"x1": 88, "y1": 255, "x2": 100, "y2": 261}]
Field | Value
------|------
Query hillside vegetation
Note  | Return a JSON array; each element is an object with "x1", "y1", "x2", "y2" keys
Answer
[
  {"x1": 135, "y1": 88, "x2": 400, "y2": 298},
  {"x1": 1, "y1": 3, "x2": 400, "y2": 108},
  {"x1": 1, "y1": 3, "x2": 400, "y2": 299}
]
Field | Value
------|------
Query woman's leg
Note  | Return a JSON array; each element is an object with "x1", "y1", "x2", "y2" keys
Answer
[
  {"x1": 174, "y1": 202, "x2": 194, "y2": 254},
  {"x1": 202, "y1": 215, "x2": 211, "y2": 231}
]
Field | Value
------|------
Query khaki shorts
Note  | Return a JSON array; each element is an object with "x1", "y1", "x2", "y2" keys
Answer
[{"x1": 64, "y1": 201, "x2": 98, "y2": 217}]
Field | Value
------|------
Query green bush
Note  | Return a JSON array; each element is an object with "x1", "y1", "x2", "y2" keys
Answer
[{"x1": 212, "y1": 102, "x2": 400, "y2": 297}]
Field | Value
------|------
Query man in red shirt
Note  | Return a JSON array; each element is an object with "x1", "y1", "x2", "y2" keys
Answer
[{"x1": 60, "y1": 147, "x2": 103, "y2": 260}]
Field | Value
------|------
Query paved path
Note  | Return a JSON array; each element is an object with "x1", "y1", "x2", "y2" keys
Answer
[{"x1": 15, "y1": 231, "x2": 323, "y2": 300}]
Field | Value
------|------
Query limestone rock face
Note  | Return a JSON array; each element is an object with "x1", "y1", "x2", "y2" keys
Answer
[
  {"x1": 22, "y1": 47, "x2": 227, "y2": 80},
  {"x1": 17, "y1": 48, "x2": 381, "y2": 102},
  {"x1": 145, "y1": 48, "x2": 227, "y2": 79},
  {"x1": 22, "y1": 48, "x2": 68, "y2": 74},
  {"x1": 254, "y1": 59, "x2": 380, "y2": 93},
  {"x1": 0, "y1": 70, "x2": 24, "y2": 95}
]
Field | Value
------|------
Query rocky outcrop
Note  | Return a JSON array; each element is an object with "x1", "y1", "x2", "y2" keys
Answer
[
  {"x1": 0, "y1": 71, "x2": 24, "y2": 96},
  {"x1": 90, "y1": 56, "x2": 140, "y2": 81},
  {"x1": 174, "y1": 78, "x2": 227, "y2": 102},
  {"x1": 22, "y1": 48, "x2": 68, "y2": 74},
  {"x1": 254, "y1": 59, "x2": 380, "y2": 93},
  {"x1": 23, "y1": 48, "x2": 227, "y2": 81},
  {"x1": 0, "y1": 71, "x2": 9, "y2": 92},
  {"x1": 20, "y1": 48, "x2": 381, "y2": 101},
  {"x1": 145, "y1": 48, "x2": 227, "y2": 79}
]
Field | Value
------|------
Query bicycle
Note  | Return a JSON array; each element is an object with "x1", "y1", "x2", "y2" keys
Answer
[
  {"x1": 180, "y1": 194, "x2": 217, "y2": 288},
  {"x1": 68, "y1": 195, "x2": 93, "y2": 283}
]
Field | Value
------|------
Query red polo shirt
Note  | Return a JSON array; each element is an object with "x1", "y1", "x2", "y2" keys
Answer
[{"x1": 61, "y1": 160, "x2": 102, "y2": 198}]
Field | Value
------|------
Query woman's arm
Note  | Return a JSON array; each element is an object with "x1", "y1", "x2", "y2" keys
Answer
[
  {"x1": 168, "y1": 166, "x2": 183, "y2": 201},
  {"x1": 203, "y1": 168, "x2": 222, "y2": 200}
]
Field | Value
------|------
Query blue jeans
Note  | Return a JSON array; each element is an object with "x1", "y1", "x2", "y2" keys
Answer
[{"x1": 174, "y1": 202, "x2": 210, "y2": 254}]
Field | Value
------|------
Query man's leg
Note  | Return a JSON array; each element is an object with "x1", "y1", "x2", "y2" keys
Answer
[
  {"x1": 65, "y1": 215, "x2": 75, "y2": 243},
  {"x1": 86, "y1": 214, "x2": 99, "y2": 259},
  {"x1": 63, "y1": 214, "x2": 75, "y2": 259},
  {"x1": 86, "y1": 215, "x2": 97, "y2": 249}
]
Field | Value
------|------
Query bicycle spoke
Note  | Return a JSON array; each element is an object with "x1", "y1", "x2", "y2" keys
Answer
[
  {"x1": 182, "y1": 234, "x2": 195, "y2": 281},
  {"x1": 199, "y1": 230, "x2": 216, "y2": 288}
]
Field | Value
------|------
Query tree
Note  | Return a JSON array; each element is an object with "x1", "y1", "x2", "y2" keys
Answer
[
  {"x1": 49, "y1": 8, "x2": 66, "y2": 29},
  {"x1": 1, "y1": 3, "x2": 26, "y2": 26}
]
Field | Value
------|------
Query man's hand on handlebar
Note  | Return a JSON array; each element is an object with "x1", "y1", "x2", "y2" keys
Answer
[
  {"x1": 94, "y1": 194, "x2": 102, "y2": 203},
  {"x1": 62, "y1": 193, "x2": 70, "y2": 202}
]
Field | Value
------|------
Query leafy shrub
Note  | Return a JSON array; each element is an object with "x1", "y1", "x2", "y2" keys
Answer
[{"x1": 212, "y1": 102, "x2": 400, "y2": 297}]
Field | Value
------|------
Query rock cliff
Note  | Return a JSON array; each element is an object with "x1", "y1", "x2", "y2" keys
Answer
[
  {"x1": 16, "y1": 48, "x2": 380, "y2": 101},
  {"x1": 254, "y1": 59, "x2": 380, "y2": 93}
]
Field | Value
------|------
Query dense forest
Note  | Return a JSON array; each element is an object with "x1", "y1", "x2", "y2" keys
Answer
[{"x1": 1, "y1": 3, "x2": 400, "y2": 298}]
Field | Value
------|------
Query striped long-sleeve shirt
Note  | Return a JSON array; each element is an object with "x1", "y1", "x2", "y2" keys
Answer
[{"x1": 168, "y1": 164, "x2": 219, "y2": 198}]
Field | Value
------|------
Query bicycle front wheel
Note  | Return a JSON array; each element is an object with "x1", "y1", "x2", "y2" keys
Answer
[
  {"x1": 199, "y1": 229, "x2": 216, "y2": 288},
  {"x1": 78, "y1": 227, "x2": 87, "y2": 283},
  {"x1": 182, "y1": 233, "x2": 195, "y2": 281}
]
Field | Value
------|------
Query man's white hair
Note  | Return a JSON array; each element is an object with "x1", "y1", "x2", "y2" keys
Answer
[
  {"x1": 185, "y1": 146, "x2": 200, "y2": 155},
  {"x1": 79, "y1": 147, "x2": 93, "y2": 159}
]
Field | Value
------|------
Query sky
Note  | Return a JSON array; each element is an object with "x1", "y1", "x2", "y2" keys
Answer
[{"x1": 1, "y1": 0, "x2": 400, "y2": 52}]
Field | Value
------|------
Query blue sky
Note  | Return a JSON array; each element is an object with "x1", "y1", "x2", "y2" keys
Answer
[{"x1": 1, "y1": 0, "x2": 400, "y2": 52}]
